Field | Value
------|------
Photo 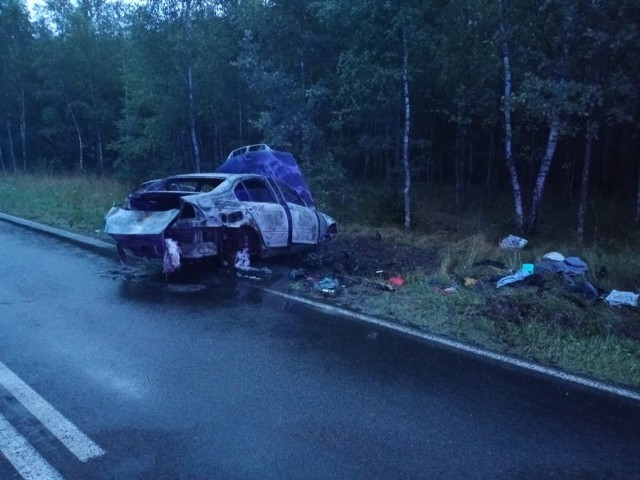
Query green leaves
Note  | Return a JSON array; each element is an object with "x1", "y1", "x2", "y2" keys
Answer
[
  {"x1": 1, "y1": 0, "x2": 640, "y2": 234},
  {"x1": 514, "y1": 74, "x2": 602, "y2": 128}
]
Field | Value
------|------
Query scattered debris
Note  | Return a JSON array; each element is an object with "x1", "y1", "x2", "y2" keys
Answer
[
  {"x1": 376, "y1": 282, "x2": 397, "y2": 291},
  {"x1": 288, "y1": 268, "x2": 308, "y2": 281},
  {"x1": 542, "y1": 251, "x2": 565, "y2": 262},
  {"x1": 499, "y1": 234, "x2": 528, "y2": 249},
  {"x1": 233, "y1": 247, "x2": 272, "y2": 279},
  {"x1": 236, "y1": 267, "x2": 272, "y2": 280},
  {"x1": 532, "y1": 254, "x2": 598, "y2": 297},
  {"x1": 234, "y1": 247, "x2": 251, "y2": 270},
  {"x1": 313, "y1": 277, "x2": 341, "y2": 296},
  {"x1": 521, "y1": 263, "x2": 535, "y2": 275},
  {"x1": 464, "y1": 277, "x2": 477, "y2": 287},
  {"x1": 163, "y1": 238, "x2": 181, "y2": 275},
  {"x1": 571, "y1": 279, "x2": 600, "y2": 300},
  {"x1": 536, "y1": 255, "x2": 588, "y2": 275},
  {"x1": 490, "y1": 252, "x2": 602, "y2": 300},
  {"x1": 387, "y1": 276, "x2": 406, "y2": 287},
  {"x1": 605, "y1": 290, "x2": 639, "y2": 307},
  {"x1": 425, "y1": 279, "x2": 459, "y2": 295},
  {"x1": 496, "y1": 264, "x2": 534, "y2": 288}
]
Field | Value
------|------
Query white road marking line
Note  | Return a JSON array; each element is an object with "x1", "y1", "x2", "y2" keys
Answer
[
  {"x1": 0, "y1": 413, "x2": 65, "y2": 480},
  {"x1": 262, "y1": 287, "x2": 640, "y2": 403},
  {"x1": 0, "y1": 361, "x2": 105, "y2": 462}
]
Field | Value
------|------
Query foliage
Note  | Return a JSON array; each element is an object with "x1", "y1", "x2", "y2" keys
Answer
[{"x1": 0, "y1": 0, "x2": 640, "y2": 236}]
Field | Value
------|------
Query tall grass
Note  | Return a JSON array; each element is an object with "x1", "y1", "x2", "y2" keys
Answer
[{"x1": 0, "y1": 173, "x2": 129, "y2": 235}]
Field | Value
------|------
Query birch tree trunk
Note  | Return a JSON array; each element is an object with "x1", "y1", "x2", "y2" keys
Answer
[
  {"x1": 454, "y1": 120, "x2": 464, "y2": 210},
  {"x1": 90, "y1": 82, "x2": 104, "y2": 176},
  {"x1": 187, "y1": 63, "x2": 201, "y2": 173},
  {"x1": 20, "y1": 87, "x2": 27, "y2": 172},
  {"x1": 577, "y1": 127, "x2": 595, "y2": 243},
  {"x1": 60, "y1": 79, "x2": 84, "y2": 171},
  {"x1": 6, "y1": 119, "x2": 17, "y2": 174},
  {"x1": 67, "y1": 102, "x2": 84, "y2": 171},
  {"x1": 183, "y1": 0, "x2": 201, "y2": 173},
  {"x1": 402, "y1": 28, "x2": 411, "y2": 230},
  {"x1": 96, "y1": 127, "x2": 104, "y2": 176},
  {"x1": 527, "y1": 116, "x2": 561, "y2": 233},
  {"x1": 497, "y1": 0, "x2": 524, "y2": 232}
]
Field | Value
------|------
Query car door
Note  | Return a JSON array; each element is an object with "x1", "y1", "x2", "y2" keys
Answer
[
  {"x1": 273, "y1": 179, "x2": 320, "y2": 244},
  {"x1": 237, "y1": 177, "x2": 289, "y2": 247}
]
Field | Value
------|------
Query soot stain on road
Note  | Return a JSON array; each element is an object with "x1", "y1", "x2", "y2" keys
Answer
[{"x1": 107, "y1": 262, "x2": 269, "y2": 309}]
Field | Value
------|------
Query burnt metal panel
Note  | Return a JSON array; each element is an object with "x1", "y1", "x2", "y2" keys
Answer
[{"x1": 104, "y1": 207, "x2": 180, "y2": 235}]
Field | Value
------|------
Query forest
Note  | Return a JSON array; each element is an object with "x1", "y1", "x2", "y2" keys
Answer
[{"x1": 1, "y1": 0, "x2": 640, "y2": 238}]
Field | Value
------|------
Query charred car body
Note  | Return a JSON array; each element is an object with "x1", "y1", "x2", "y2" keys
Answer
[{"x1": 104, "y1": 145, "x2": 337, "y2": 269}]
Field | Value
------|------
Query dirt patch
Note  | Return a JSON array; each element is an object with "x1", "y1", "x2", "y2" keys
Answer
[{"x1": 297, "y1": 232, "x2": 441, "y2": 278}]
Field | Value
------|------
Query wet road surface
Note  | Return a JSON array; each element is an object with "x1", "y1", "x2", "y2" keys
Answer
[{"x1": 0, "y1": 221, "x2": 639, "y2": 479}]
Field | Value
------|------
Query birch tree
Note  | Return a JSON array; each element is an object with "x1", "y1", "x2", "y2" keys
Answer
[
  {"x1": 497, "y1": 0, "x2": 605, "y2": 234},
  {"x1": 0, "y1": 0, "x2": 33, "y2": 172},
  {"x1": 497, "y1": 0, "x2": 523, "y2": 232},
  {"x1": 32, "y1": 0, "x2": 124, "y2": 173},
  {"x1": 312, "y1": 0, "x2": 429, "y2": 225},
  {"x1": 401, "y1": 27, "x2": 411, "y2": 229}
]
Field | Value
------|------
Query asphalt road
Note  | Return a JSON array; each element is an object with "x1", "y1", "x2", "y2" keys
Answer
[{"x1": 0, "y1": 220, "x2": 639, "y2": 480}]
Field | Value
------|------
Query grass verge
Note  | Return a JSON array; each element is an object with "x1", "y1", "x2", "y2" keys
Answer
[{"x1": 0, "y1": 174, "x2": 129, "y2": 235}]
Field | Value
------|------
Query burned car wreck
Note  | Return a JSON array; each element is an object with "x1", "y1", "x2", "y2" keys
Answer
[{"x1": 104, "y1": 145, "x2": 337, "y2": 272}]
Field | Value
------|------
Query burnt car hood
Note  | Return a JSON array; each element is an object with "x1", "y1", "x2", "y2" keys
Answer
[
  {"x1": 104, "y1": 206, "x2": 180, "y2": 236},
  {"x1": 216, "y1": 144, "x2": 315, "y2": 208}
]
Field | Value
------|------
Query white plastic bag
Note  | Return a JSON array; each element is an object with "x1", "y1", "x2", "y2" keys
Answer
[
  {"x1": 604, "y1": 290, "x2": 639, "y2": 307},
  {"x1": 234, "y1": 247, "x2": 251, "y2": 270},
  {"x1": 496, "y1": 264, "x2": 534, "y2": 288},
  {"x1": 499, "y1": 234, "x2": 528, "y2": 250},
  {"x1": 163, "y1": 238, "x2": 181, "y2": 274}
]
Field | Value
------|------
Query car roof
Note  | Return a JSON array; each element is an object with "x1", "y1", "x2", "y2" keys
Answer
[
  {"x1": 165, "y1": 173, "x2": 263, "y2": 181},
  {"x1": 167, "y1": 173, "x2": 232, "y2": 180}
]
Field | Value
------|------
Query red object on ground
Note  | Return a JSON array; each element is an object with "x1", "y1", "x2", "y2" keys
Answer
[{"x1": 388, "y1": 276, "x2": 406, "y2": 287}]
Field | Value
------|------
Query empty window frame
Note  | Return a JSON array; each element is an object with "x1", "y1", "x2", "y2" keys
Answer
[
  {"x1": 238, "y1": 178, "x2": 277, "y2": 203},
  {"x1": 275, "y1": 180, "x2": 307, "y2": 207}
]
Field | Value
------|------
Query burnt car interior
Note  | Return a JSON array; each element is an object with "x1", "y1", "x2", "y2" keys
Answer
[
  {"x1": 128, "y1": 177, "x2": 226, "y2": 211},
  {"x1": 164, "y1": 178, "x2": 225, "y2": 192}
]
